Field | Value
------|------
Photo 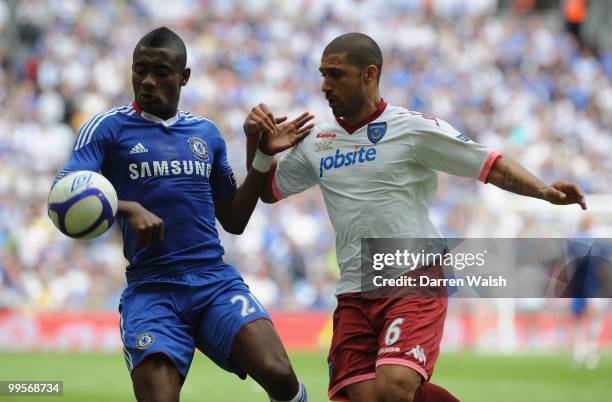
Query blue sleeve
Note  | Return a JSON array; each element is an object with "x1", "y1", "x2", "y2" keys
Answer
[
  {"x1": 209, "y1": 135, "x2": 238, "y2": 200},
  {"x1": 55, "y1": 113, "x2": 114, "y2": 182}
]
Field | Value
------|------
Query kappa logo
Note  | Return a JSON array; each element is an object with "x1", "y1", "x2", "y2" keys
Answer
[
  {"x1": 188, "y1": 137, "x2": 209, "y2": 160},
  {"x1": 316, "y1": 132, "x2": 337, "y2": 139},
  {"x1": 129, "y1": 142, "x2": 148, "y2": 154},
  {"x1": 136, "y1": 332, "x2": 155, "y2": 350},
  {"x1": 406, "y1": 345, "x2": 427, "y2": 364},
  {"x1": 378, "y1": 346, "x2": 401, "y2": 355}
]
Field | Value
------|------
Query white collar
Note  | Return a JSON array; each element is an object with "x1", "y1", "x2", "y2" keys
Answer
[{"x1": 140, "y1": 110, "x2": 180, "y2": 127}]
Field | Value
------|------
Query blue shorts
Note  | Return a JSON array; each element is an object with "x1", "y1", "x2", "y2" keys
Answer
[{"x1": 119, "y1": 263, "x2": 271, "y2": 379}]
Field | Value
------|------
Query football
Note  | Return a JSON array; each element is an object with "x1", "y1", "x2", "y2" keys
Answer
[{"x1": 48, "y1": 171, "x2": 118, "y2": 239}]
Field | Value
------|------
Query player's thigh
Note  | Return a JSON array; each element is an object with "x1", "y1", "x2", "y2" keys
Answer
[
  {"x1": 120, "y1": 282, "x2": 196, "y2": 380},
  {"x1": 131, "y1": 353, "x2": 182, "y2": 402},
  {"x1": 328, "y1": 296, "x2": 378, "y2": 401},
  {"x1": 375, "y1": 297, "x2": 447, "y2": 381},
  {"x1": 194, "y1": 278, "x2": 272, "y2": 378}
]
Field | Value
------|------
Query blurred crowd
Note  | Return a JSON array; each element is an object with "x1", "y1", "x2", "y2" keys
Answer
[{"x1": 0, "y1": 0, "x2": 610, "y2": 312}]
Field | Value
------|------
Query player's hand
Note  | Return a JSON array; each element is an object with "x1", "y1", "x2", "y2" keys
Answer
[
  {"x1": 243, "y1": 103, "x2": 288, "y2": 139},
  {"x1": 542, "y1": 181, "x2": 587, "y2": 210},
  {"x1": 259, "y1": 112, "x2": 315, "y2": 155},
  {"x1": 118, "y1": 201, "x2": 164, "y2": 245}
]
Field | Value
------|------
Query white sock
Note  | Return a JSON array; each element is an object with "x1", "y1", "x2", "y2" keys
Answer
[{"x1": 270, "y1": 382, "x2": 307, "y2": 402}]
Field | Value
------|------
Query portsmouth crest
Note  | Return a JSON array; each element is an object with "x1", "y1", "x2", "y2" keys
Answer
[
  {"x1": 136, "y1": 332, "x2": 155, "y2": 350},
  {"x1": 367, "y1": 122, "x2": 387, "y2": 144},
  {"x1": 188, "y1": 137, "x2": 209, "y2": 160}
]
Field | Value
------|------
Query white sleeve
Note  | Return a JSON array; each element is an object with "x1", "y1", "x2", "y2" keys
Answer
[
  {"x1": 272, "y1": 140, "x2": 319, "y2": 199},
  {"x1": 410, "y1": 117, "x2": 501, "y2": 182}
]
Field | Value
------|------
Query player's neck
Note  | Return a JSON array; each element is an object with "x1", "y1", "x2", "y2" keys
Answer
[
  {"x1": 343, "y1": 95, "x2": 382, "y2": 126},
  {"x1": 135, "y1": 99, "x2": 179, "y2": 121},
  {"x1": 145, "y1": 108, "x2": 178, "y2": 121}
]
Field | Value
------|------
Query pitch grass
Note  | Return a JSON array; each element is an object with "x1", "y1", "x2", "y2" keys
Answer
[{"x1": 0, "y1": 352, "x2": 610, "y2": 401}]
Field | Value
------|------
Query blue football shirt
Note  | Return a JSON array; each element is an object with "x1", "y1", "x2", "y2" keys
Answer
[{"x1": 57, "y1": 101, "x2": 238, "y2": 280}]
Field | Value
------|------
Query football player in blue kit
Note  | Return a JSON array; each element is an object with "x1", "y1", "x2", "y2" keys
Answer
[{"x1": 53, "y1": 27, "x2": 313, "y2": 402}]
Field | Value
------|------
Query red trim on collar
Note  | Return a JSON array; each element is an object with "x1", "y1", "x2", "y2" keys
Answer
[
  {"x1": 131, "y1": 100, "x2": 142, "y2": 114},
  {"x1": 335, "y1": 99, "x2": 387, "y2": 134}
]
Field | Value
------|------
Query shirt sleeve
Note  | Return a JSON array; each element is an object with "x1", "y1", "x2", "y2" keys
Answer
[
  {"x1": 273, "y1": 140, "x2": 319, "y2": 199},
  {"x1": 209, "y1": 135, "x2": 238, "y2": 200},
  {"x1": 55, "y1": 113, "x2": 114, "y2": 183},
  {"x1": 409, "y1": 117, "x2": 501, "y2": 182}
]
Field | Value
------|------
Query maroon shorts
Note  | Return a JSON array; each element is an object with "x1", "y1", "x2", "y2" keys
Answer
[{"x1": 327, "y1": 294, "x2": 448, "y2": 401}]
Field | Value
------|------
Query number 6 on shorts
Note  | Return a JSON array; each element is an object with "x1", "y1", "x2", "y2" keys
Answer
[{"x1": 384, "y1": 317, "x2": 404, "y2": 345}]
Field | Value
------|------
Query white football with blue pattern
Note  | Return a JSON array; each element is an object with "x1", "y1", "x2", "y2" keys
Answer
[{"x1": 48, "y1": 171, "x2": 118, "y2": 239}]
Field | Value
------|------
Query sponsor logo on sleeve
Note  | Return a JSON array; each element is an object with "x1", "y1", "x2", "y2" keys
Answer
[{"x1": 455, "y1": 134, "x2": 471, "y2": 143}]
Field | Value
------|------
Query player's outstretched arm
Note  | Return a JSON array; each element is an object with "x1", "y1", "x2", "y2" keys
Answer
[
  {"x1": 214, "y1": 108, "x2": 314, "y2": 234},
  {"x1": 243, "y1": 104, "x2": 314, "y2": 203},
  {"x1": 486, "y1": 156, "x2": 587, "y2": 209}
]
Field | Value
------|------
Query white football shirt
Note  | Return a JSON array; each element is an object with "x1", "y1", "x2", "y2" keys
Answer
[{"x1": 273, "y1": 100, "x2": 501, "y2": 295}]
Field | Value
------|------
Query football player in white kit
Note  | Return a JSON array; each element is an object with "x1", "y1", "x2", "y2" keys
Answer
[{"x1": 243, "y1": 33, "x2": 587, "y2": 402}]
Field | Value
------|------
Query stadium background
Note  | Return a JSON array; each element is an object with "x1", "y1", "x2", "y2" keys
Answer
[{"x1": 0, "y1": 0, "x2": 610, "y2": 401}]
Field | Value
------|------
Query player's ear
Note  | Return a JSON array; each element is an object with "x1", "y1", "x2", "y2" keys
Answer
[
  {"x1": 181, "y1": 68, "x2": 191, "y2": 86},
  {"x1": 364, "y1": 65, "x2": 378, "y2": 84}
]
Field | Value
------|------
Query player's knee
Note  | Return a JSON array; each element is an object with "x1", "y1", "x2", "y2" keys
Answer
[
  {"x1": 376, "y1": 369, "x2": 421, "y2": 402},
  {"x1": 135, "y1": 386, "x2": 179, "y2": 402},
  {"x1": 256, "y1": 353, "x2": 296, "y2": 390}
]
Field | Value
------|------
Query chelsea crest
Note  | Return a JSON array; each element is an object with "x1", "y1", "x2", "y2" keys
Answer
[
  {"x1": 188, "y1": 137, "x2": 209, "y2": 160},
  {"x1": 136, "y1": 332, "x2": 155, "y2": 349}
]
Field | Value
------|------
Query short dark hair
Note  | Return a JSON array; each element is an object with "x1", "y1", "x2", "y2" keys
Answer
[
  {"x1": 323, "y1": 33, "x2": 383, "y2": 81},
  {"x1": 134, "y1": 27, "x2": 187, "y2": 68}
]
